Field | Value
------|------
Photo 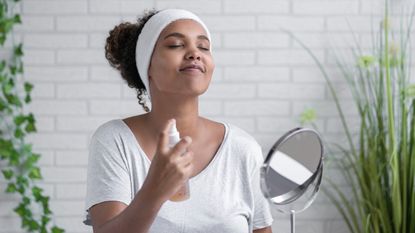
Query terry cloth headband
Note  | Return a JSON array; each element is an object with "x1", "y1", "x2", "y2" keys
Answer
[{"x1": 135, "y1": 9, "x2": 212, "y2": 103}]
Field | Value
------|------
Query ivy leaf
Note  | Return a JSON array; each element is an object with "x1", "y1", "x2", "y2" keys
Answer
[
  {"x1": 0, "y1": 34, "x2": 6, "y2": 46},
  {"x1": 0, "y1": 138, "x2": 13, "y2": 147},
  {"x1": 32, "y1": 153, "x2": 41, "y2": 161},
  {"x1": 10, "y1": 65, "x2": 17, "y2": 75},
  {"x1": 2, "y1": 81, "x2": 13, "y2": 95},
  {"x1": 27, "y1": 113, "x2": 35, "y2": 124},
  {"x1": 0, "y1": 142, "x2": 12, "y2": 158},
  {"x1": 41, "y1": 215, "x2": 50, "y2": 225},
  {"x1": 22, "y1": 196, "x2": 31, "y2": 205},
  {"x1": 14, "y1": 43, "x2": 23, "y2": 56},
  {"x1": 22, "y1": 217, "x2": 31, "y2": 228},
  {"x1": 13, "y1": 14, "x2": 21, "y2": 24},
  {"x1": 7, "y1": 94, "x2": 22, "y2": 107},
  {"x1": 6, "y1": 183, "x2": 17, "y2": 193},
  {"x1": 25, "y1": 122, "x2": 36, "y2": 133},
  {"x1": 24, "y1": 153, "x2": 40, "y2": 169},
  {"x1": 9, "y1": 158, "x2": 19, "y2": 166},
  {"x1": 9, "y1": 149, "x2": 20, "y2": 166},
  {"x1": 0, "y1": 98, "x2": 7, "y2": 111},
  {"x1": 0, "y1": 35, "x2": 5, "y2": 46},
  {"x1": 24, "y1": 94, "x2": 31, "y2": 103},
  {"x1": 14, "y1": 114, "x2": 26, "y2": 126},
  {"x1": 8, "y1": 76, "x2": 15, "y2": 85},
  {"x1": 13, "y1": 202, "x2": 27, "y2": 217},
  {"x1": 2, "y1": 169, "x2": 14, "y2": 180},
  {"x1": 41, "y1": 197, "x2": 51, "y2": 214},
  {"x1": 16, "y1": 176, "x2": 29, "y2": 192},
  {"x1": 14, "y1": 127, "x2": 24, "y2": 138},
  {"x1": 51, "y1": 226, "x2": 65, "y2": 233},
  {"x1": 3, "y1": 18, "x2": 15, "y2": 35},
  {"x1": 29, "y1": 167, "x2": 42, "y2": 179},
  {"x1": 24, "y1": 82, "x2": 33, "y2": 93},
  {"x1": 22, "y1": 143, "x2": 32, "y2": 154},
  {"x1": 32, "y1": 186, "x2": 43, "y2": 201},
  {"x1": 0, "y1": 60, "x2": 5, "y2": 71},
  {"x1": 17, "y1": 185, "x2": 25, "y2": 194},
  {"x1": 28, "y1": 220, "x2": 40, "y2": 231},
  {"x1": 44, "y1": 206, "x2": 52, "y2": 215}
]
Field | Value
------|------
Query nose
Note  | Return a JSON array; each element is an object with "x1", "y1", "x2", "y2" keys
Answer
[{"x1": 185, "y1": 47, "x2": 201, "y2": 61}]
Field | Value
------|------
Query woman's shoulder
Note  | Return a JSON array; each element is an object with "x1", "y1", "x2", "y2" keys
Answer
[
  {"x1": 205, "y1": 118, "x2": 262, "y2": 153},
  {"x1": 92, "y1": 119, "x2": 124, "y2": 137},
  {"x1": 90, "y1": 119, "x2": 128, "y2": 146},
  {"x1": 225, "y1": 122, "x2": 260, "y2": 148}
]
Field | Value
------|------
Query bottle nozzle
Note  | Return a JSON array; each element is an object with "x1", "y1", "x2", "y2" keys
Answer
[
  {"x1": 168, "y1": 120, "x2": 179, "y2": 135},
  {"x1": 168, "y1": 119, "x2": 180, "y2": 148}
]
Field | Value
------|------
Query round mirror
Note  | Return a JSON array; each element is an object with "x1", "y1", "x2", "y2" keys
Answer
[{"x1": 260, "y1": 127, "x2": 324, "y2": 233}]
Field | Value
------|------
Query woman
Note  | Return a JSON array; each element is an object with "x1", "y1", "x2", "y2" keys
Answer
[{"x1": 85, "y1": 8, "x2": 273, "y2": 233}]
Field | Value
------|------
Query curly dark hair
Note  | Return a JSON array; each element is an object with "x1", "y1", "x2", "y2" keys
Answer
[{"x1": 105, "y1": 9, "x2": 159, "y2": 113}]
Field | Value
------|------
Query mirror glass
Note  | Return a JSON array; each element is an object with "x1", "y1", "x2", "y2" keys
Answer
[{"x1": 260, "y1": 127, "x2": 324, "y2": 218}]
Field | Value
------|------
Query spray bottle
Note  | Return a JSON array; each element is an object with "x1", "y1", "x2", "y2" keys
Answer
[{"x1": 168, "y1": 120, "x2": 190, "y2": 201}]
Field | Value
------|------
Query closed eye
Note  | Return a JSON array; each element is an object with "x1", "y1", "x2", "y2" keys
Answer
[
  {"x1": 198, "y1": 47, "x2": 210, "y2": 51},
  {"x1": 198, "y1": 41, "x2": 210, "y2": 51},
  {"x1": 167, "y1": 44, "x2": 183, "y2": 48}
]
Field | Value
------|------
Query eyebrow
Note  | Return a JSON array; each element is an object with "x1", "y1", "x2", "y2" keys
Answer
[{"x1": 163, "y1": 32, "x2": 210, "y2": 42}]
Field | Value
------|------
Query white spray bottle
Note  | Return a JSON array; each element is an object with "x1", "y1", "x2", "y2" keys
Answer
[{"x1": 168, "y1": 120, "x2": 190, "y2": 202}]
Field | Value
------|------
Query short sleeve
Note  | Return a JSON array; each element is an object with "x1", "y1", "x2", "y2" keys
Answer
[
  {"x1": 251, "y1": 145, "x2": 274, "y2": 230},
  {"x1": 84, "y1": 135, "x2": 132, "y2": 224}
]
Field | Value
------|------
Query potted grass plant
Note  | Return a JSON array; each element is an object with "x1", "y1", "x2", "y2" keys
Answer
[{"x1": 294, "y1": 0, "x2": 415, "y2": 232}]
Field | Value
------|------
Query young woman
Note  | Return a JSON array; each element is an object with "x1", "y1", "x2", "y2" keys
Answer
[{"x1": 85, "y1": 9, "x2": 273, "y2": 233}]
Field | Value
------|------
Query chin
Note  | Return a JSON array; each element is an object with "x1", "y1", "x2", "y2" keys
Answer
[{"x1": 186, "y1": 86, "x2": 210, "y2": 97}]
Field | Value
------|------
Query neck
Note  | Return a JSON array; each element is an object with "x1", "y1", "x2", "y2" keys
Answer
[{"x1": 145, "y1": 94, "x2": 203, "y2": 140}]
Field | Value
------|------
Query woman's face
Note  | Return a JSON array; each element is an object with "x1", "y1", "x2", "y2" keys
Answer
[{"x1": 148, "y1": 19, "x2": 215, "y2": 98}]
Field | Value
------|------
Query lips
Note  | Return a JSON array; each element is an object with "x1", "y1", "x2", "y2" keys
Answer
[{"x1": 179, "y1": 64, "x2": 204, "y2": 73}]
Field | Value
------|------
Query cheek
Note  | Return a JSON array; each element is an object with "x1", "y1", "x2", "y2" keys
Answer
[
  {"x1": 206, "y1": 57, "x2": 215, "y2": 76},
  {"x1": 148, "y1": 53, "x2": 173, "y2": 78},
  {"x1": 148, "y1": 52, "x2": 179, "y2": 91}
]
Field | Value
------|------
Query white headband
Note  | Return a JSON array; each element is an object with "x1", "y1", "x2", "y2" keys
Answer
[{"x1": 135, "y1": 9, "x2": 211, "y2": 104}]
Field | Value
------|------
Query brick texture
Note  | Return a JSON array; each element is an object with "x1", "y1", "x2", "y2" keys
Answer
[{"x1": 1, "y1": 0, "x2": 414, "y2": 233}]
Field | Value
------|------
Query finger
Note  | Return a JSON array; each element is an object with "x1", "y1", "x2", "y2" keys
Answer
[
  {"x1": 157, "y1": 119, "x2": 176, "y2": 154},
  {"x1": 176, "y1": 150, "x2": 194, "y2": 165},
  {"x1": 182, "y1": 161, "x2": 194, "y2": 177},
  {"x1": 170, "y1": 136, "x2": 192, "y2": 157}
]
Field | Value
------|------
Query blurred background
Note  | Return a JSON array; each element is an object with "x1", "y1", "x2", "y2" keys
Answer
[{"x1": 1, "y1": 0, "x2": 414, "y2": 232}]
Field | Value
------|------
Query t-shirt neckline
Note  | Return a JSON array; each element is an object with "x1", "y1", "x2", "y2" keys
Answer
[{"x1": 117, "y1": 119, "x2": 230, "y2": 182}]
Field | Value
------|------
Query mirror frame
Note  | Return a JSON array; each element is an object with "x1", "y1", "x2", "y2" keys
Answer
[{"x1": 260, "y1": 127, "x2": 324, "y2": 205}]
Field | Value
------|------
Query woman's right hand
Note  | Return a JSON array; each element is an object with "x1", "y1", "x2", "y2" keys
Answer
[{"x1": 141, "y1": 119, "x2": 194, "y2": 203}]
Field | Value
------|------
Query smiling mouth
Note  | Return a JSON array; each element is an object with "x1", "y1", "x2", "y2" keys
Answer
[
  {"x1": 180, "y1": 67, "x2": 203, "y2": 73},
  {"x1": 179, "y1": 64, "x2": 205, "y2": 73}
]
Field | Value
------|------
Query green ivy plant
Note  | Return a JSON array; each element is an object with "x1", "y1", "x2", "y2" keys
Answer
[{"x1": 0, "y1": 1, "x2": 64, "y2": 232}]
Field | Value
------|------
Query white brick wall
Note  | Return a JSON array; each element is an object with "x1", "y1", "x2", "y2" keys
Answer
[{"x1": 1, "y1": 0, "x2": 414, "y2": 232}]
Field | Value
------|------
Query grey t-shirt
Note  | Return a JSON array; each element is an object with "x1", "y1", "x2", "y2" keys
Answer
[{"x1": 85, "y1": 119, "x2": 273, "y2": 232}]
